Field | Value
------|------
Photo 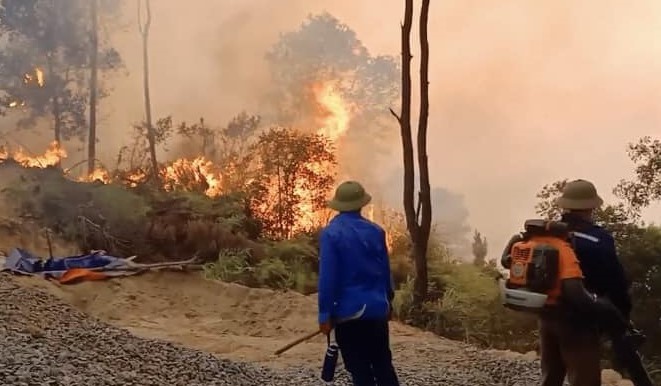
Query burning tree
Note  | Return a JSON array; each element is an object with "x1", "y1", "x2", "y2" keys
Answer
[
  {"x1": 247, "y1": 127, "x2": 336, "y2": 240},
  {"x1": 391, "y1": 0, "x2": 433, "y2": 305},
  {"x1": 265, "y1": 12, "x2": 400, "y2": 178},
  {"x1": 0, "y1": 0, "x2": 122, "y2": 143}
]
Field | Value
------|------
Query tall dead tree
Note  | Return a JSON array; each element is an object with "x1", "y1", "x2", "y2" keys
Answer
[
  {"x1": 138, "y1": 0, "x2": 158, "y2": 179},
  {"x1": 391, "y1": 0, "x2": 432, "y2": 305},
  {"x1": 87, "y1": 0, "x2": 99, "y2": 175}
]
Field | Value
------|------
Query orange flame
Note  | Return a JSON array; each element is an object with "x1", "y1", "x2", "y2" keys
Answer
[
  {"x1": 79, "y1": 168, "x2": 111, "y2": 184},
  {"x1": 285, "y1": 80, "x2": 354, "y2": 233},
  {"x1": 0, "y1": 141, "x2": 66, "y2": 167},
  {"x1": 160, "y1": 156, "x2": 222, "y2": 197},
  {"x1": 7, "y1": 78, "x2": 356, "y2": 239},
  {"x1": 313, "y1": 81, "x2": 352, "y2": 141},
  {"x1": 23, "y1": 67, "x2": 45, "y2": 88}
]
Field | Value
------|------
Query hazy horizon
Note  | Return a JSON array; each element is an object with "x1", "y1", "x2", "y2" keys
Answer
[{"x1": 3, "y1": 0, "x2": 660, "y2": 259}]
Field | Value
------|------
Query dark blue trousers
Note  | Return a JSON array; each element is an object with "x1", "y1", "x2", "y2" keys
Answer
[{"x1": 335, "y1": 319, "x2": 400, "y2": 386}]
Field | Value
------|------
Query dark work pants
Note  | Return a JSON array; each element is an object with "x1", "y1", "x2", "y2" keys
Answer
[
  {"x1": 334, "y1": 319, "x2": 400, "y2": 386},
  {"x1": 539, "y1": 316, "x2": 601, "y2": 386}
]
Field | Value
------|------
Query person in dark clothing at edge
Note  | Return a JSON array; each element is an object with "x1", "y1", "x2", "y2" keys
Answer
[
  {"x1": 500, "y1": 179, "x2": 630, "y2": 386},
  {"x1": 557, "y1": 179, "x2": 634, "y2": 379},
  {"x1": 557, "y1": 179, "x2": 632, "y2": 319},
  {"x1": 317, "y1": 181, "x2": 399, "y2": 386}
]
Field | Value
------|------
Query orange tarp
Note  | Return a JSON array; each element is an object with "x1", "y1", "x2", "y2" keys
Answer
[{"x1": 58, "y1": 268, "x2": 111, "y2": 285}]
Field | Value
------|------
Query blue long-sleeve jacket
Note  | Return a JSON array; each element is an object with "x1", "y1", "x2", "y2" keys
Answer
[
  {"x1": 563, "y1": 214, "x2": 632, "y2": 318},
  {"x1": 317, "y1": 212, "x2": 393, "y2": 324}
]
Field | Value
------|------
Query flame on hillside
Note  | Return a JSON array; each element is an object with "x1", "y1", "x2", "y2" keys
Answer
[
  {"x1": 288, "y1": 80, "x2": 353, "y2": 232},
  {"x1": 6, "y1": 100, "x2": 28, "y2": 109},
  {"x1": 80, "y1": 168, "x2": 111, "y2": 184},
  {"x1": 161, "y1": 156, "x2": 222, "y2": 197},
  {"x1": 0, "y1": 141, "x2": 66, "y2": 167},
  {"x1": 24, "y1": 67, "x2": 45, "y2": 88},
  {"x1": 313, "y1": 81, "x2": 352, "y2": 141},
  {"x1": 4, "y1": 79, "x2": 356, "y2": 237}
]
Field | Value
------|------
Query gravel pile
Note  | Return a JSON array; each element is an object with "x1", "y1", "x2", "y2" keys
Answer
[{"x1": 0, "y1": 274, "x2": 542, "y2": 385}]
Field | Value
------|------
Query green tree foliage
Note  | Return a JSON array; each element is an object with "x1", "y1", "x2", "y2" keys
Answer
[
  {"x1": 471, "y1": 230, "x2": 488, "y2": 266},
  {"x1": 246, "y1": 127, "x2": 336, "y2": 240},
  {"x1": 0, "y1": 0, "x2": 122, "y2": 141},
  {"x1": 615, "y1": 136, "x2": 661, "y2": 211}
]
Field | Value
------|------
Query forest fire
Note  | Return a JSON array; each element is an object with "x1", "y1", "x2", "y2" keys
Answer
[
  {"x1": 79, "y1": 168, "x2": 111, "y2": 184},
  {"x1": 160, "y1": 156, "x2": 222, "y2": 197},
  {"x1": 0, "y1": 141, "x2": 66, "y2": 167},
  {"x1": 24, "y1": 67, "x2": 45, "y2": 87},
  {"x1": 286, "y1": 80, "x2": 353, "y2": 232},
  {"x1": 1, "y1": 78, "x2": 353, "y2": 237},
  {"x1": 313, "y1": 81, "x2": 352, "y2": 141}
]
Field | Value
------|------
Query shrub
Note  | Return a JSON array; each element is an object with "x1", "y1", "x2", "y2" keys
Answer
[
  {"x1": 394, "y1": 261, "x2": 538, "y2": 351},
  {"x1": 203, "y1": 248, "x2": 254, "y2": 284},
  {"x1": 1, "y1": 165, "x2": 263, "y2": 262},
  {"x1": 261, "y1": 236, "x2": 319, "y2": 294}
]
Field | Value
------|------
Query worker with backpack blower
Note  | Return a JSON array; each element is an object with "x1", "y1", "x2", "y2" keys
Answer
[
  {"x1": 500, "y1": 218, "x2": 629, "y2": 386},
  {"x1": 555, "y1": 179, "x2": 652, "y2": 386}
]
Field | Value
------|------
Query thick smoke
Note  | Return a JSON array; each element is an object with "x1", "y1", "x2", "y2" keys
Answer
[{"x1": 5, "y1": 0, "x2": 661, "y2": 255}]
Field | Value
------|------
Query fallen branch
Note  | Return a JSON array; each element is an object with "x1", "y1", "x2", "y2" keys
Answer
[
  {"x1": 77, "y1": 215, "x2": 131, "y2": 251},
  {"x1": 118, "y1": 256, "x2": 199, "y2": 271}
]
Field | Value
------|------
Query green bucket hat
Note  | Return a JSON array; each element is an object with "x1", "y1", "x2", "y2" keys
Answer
[
  {"x1": 327, "y1": 181, "x2": 372, "y2": 212},
  {"x1": 555, "y1": 179, "x2": 604, "y2": 210}
]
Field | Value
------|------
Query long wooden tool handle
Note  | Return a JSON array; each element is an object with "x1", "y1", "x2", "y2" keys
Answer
[{"x1": 274, "y1": 330, "x2": 322, "y2": 356}]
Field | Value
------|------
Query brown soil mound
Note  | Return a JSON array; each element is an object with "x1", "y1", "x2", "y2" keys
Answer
[{"x1": 16, "y1": 271, "x2": 434, "y2": 368}]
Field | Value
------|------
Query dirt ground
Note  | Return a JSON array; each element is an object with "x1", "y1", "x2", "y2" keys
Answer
[
  {"x1": 15, "y1": 270, "x2": 436, "y2": 369},
  {"x1": 10, "y1": 271, "x2": 634, "y2": 386}
]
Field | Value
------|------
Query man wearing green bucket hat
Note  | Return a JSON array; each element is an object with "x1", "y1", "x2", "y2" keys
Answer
[
  {"x1": 557, "y1": 180, "x2": 631, "y2": 318},
  {"x1": 538, "y1": 179, "x2": 632, "y2": 385},
  {"x1": 317, "y1": 181, "x2": 399, "y2": 386}
]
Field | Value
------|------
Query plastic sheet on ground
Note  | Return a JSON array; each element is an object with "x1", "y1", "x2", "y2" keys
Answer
[{"x1": 0, "y1": 248, "x2": 142, "y2": 284}]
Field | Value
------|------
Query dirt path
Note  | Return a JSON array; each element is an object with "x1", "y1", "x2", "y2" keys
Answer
[{"x1": 16, "y1": 271, "x2": 437, "y2": 368}]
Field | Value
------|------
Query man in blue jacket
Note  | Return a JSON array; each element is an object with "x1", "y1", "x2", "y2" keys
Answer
[{"x1": 318, "y1": 181, "x2": 399, "y2": 386}]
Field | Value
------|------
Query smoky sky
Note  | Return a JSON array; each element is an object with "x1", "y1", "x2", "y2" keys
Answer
[{"x1": 7, "y1": 0, "x2": 661, "y2": 258}]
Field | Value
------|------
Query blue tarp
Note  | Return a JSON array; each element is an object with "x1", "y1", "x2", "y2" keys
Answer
[{"x1": 3, "y1": 248, "x2": 123, "y2": 274}]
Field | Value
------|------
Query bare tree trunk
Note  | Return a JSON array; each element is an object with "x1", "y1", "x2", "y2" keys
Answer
[
  {"x1": 88, "y1": 0, "x2": 99, "y2": 175},
  {"x1": 390, "y1": 0, "x2": 416, "y2": 232},
  {"x1": 391, "y1": 0, "x2": 432, "y2": 305},
  {"x1": 138, "y1": 0, "x2": 158, "y2": 179},
  {"x1": 415, "y1": 0, "x2": 432, "y2": 303},
  {"x1": 49, "y1": 63, "x2": 61, "y2": 143},
  {"x1": 48, "y1": 0, "x2": 62, "y2": 147}
]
